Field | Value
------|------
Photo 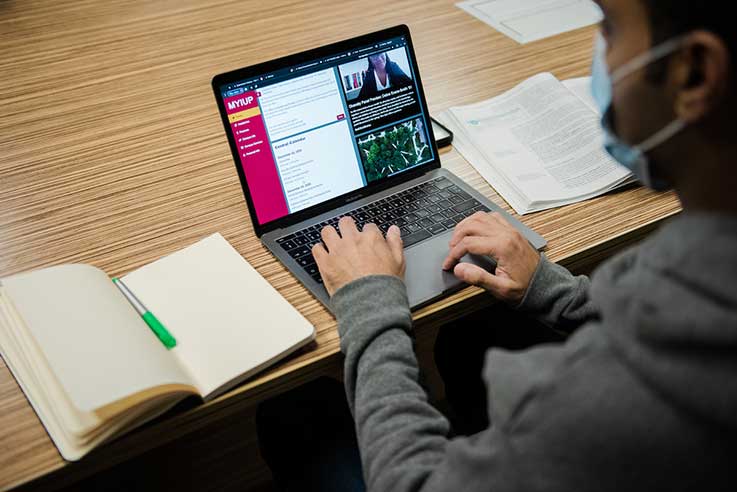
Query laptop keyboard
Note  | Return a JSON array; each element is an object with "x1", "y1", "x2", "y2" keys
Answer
[{"x1": 276, "y1": 177, "x2": 490, "y2": 285}]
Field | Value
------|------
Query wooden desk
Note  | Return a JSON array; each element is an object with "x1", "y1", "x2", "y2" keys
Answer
[{"x1": 0, "y1": 0, "x2": 681, "y2": 490}]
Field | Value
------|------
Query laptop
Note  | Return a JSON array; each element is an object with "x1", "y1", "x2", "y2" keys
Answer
[{"x1": 212, "y1": 25, "x2": 545, "y2": 311}]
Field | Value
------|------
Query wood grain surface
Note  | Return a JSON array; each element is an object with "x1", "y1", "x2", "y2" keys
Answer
[{"x1": 0, "y1": 0, "x2": 681, "y2": 489}]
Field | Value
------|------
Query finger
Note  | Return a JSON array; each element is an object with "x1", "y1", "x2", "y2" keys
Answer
[
  {"x1": 362, "y1": 222, "x2": 382, "y2": 237},
  {"x1": 449, "y1": 212, "x2": 494, "y2": 247},
  {"x1": 338, "y1": 216, "x2": 359, "y2": 239},
  {"x1": 321, "y1": 225, "x2": 340, "y2": 250},
  {"x1": 453, "y1": 262, "x2": 514, "y2": 297},
  {"x1": 311, "y1": 241, "x2": 328, "y2": 267},
  {"x1": 386, "y1": 225, "x2": 404, "y2": 264},
  {"x1": 442, "y1": 235, "x2": 501, "y2": 270},
  {"x1": 449, "y1": 218, "x2": 500, "y2": 249}
]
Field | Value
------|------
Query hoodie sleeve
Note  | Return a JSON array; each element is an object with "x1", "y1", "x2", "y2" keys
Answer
[
  {"x1": 331, "y1": 275, "x2": 606, "y2": 492},
  {"x1": 332, "y1": 275, "x2": 451, "y2": 490},
  {"x1": 516, "y1": 254, "x2": 598, "y2": 331},
  {"x1": 332, "y1": 276, "x2": 558, "y2": 491}
]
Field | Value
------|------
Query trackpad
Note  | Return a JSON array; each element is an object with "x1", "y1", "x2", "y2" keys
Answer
[{"x1": 404, "y1": 232, "x2": 496, "y2": 308}]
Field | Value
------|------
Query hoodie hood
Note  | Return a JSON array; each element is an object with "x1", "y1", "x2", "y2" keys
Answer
[{"x1": 591, "y1": 213, "x2": 737, "y2": 430}]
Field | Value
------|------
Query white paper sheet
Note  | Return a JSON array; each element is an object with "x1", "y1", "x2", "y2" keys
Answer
[
  {"x1": 122, "y1": 233, "x2": 315, "y2": 399},
  {"x1": 457, "y1": 0, "x2": 603, "y2": 44},
  {"x1": 438, "y1": 74, "x2": 632, "y2": 214}
]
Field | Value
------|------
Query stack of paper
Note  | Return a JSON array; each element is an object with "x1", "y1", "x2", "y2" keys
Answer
[
  {"x1": 457, "y1": 0, "x2": 603, "y2": 44},
  {"x1": 437, "y1": 73, "x2": 634, "y2": 215}
]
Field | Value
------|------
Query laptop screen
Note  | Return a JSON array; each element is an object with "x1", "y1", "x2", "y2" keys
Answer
[{"x1": 217, "y1": 34, "x2": 435, "y2": 226}]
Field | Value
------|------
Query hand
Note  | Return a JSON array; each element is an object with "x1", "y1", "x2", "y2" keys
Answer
[
  {"x1": 442, "y1": 212, "x2": 540, "y2": 304},
  {"x1": 312, "y1": 216, "x2": 406, "y2": 297}
]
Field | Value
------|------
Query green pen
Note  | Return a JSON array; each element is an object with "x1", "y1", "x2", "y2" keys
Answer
[{"x1": 112, "y1": 277, "x2": 177, "y2": 349}]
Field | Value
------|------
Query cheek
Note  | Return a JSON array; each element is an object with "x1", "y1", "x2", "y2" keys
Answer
[{"x1": 611, "y1": 78, "x2": 670, "y2": 144}]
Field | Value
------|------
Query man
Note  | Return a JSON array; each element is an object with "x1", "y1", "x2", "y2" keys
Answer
[{"x1": 308, "y1": 0, "x2": 737, "y2": 490}]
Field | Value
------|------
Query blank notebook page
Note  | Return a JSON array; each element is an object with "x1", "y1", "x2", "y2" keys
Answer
[{"x1": 121, "y1": 233, "x2": 315, "y2": 398}]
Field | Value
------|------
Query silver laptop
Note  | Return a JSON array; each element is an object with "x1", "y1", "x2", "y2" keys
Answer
[{"x1": 212, "y1": 25, "x2": 545, "y2": 312}]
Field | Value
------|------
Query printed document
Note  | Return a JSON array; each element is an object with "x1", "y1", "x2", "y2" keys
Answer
[
  {"x1": 457, "y1": 0, "x2": 603, "y2": 44},
  {"x1": 438, "y1": 73, "x2": 633, "y2": 214}
]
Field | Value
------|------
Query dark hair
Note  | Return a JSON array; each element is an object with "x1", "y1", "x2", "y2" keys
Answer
[
  {"x1": 367, "y1": 53, "x2": 391, "y2": 72},
  {"x1": 642, "y1": 0, "x2": 735, "y2": 79}
]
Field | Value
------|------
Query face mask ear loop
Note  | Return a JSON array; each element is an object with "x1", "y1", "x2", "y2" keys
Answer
[
  {"x1": 636, "y1": 119, "x2": 687, "y2": 153},
  {"x1": 610, "y1": 36, "x2": 688, "y2": 84}
]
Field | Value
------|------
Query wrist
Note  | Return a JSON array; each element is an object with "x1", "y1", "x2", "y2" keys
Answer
[{"x1": 331, "y1": 275, "x2": 411, "y2": 342}]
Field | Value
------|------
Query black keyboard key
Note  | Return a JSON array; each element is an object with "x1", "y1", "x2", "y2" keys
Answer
[
  {"x1": 436, "y1": 199, "x2": 451, "y2": 209},
  {"x1": 438, "y1": 190, "x2": 454, "y2": 199},
  {"x1": 289, "y1": 245, "x2": 311, "y2": 259},
  {"x1": 435, "y1": 178, "x2": 453, "y2": 189},
  {"x1": 415, "y1": 209, "x2": 430, "y2": 218},
  {"x1": 431, "y1": 214, "x2": 446, "y2": 223},
  {"x1": 406, "y1": 222, "x2": 423, "y2": 233},
  {"x1": 453, "y1": 214, "x2": 465, "y2": 223},
  {"x1": 416, "y1": 198, "x2": 431, "y2": 208},
  {"x1": 379, "y1": 212, "x2": 396, "y2": 223},
  {"x1": 419, "y1": 218, "x2": 435, "y2": 228},
  {"x1": 405, "y1": 203, "x2": 419, "y2": 212},
  {"x1": 449, "y1": 195, "x2": 465, "y2": 205},
  {"x1": 281, "y1": 240, "x2": 296, "y2": 251},
  {"x1": 426, "y1": 204, "x2": 442, "y2": 214},
  {"x1": 442, "y1": 219, "x2": 457, "y2": 229},
  {"x1": 402, "y1": 229, "x2": 432, "y2": 247},
  {"x1": 405, "y1": 212, "x2": 419, "y2": 222},
  {"x1": 276, "y1": 234, "x2": 295, "y2": 244},
  {"x1": 394, "y1": 217, "x2": 408, "y2": 227},
  {"x1": 306, "y1": 231, "x2": 321, "y2": 241},
  {"x1": 293, "y1": 236, "x2": 310, "y2": 246},
  {"x1": 472, "y1": 205, "x2": 490, "y2": 213},
  {"x1": 428, "y1": 195, "x2": 443, "y2": 203},
  {"x1": 311, "y1": 272, "x2": 324, "y2": 284},
  {"x1": 442, "y1": 209, "x2": 457, "y2": 219},
  {"x1": 297, "y1": 255, "x2": 314, "y2": 268},
  {"x1": 452, "y1": 199, "x2": 479, "y2": 213},
  {"x1": 304, "y1": 263, "x2": 320, "y2": 276},
  {"x1": 454, "y1": 190, "x2": 472, "y2": 200},
  {"x1": 428, "y1": 223, "x2": 446, "y2": 235}
]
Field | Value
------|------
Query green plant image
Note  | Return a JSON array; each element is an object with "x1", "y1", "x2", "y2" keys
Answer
[{"x1": 358, "y1": 119, "x2": 430, "y2": 182}]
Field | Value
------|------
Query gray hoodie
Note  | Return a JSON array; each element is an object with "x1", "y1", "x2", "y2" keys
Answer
[{"x1": 331, "y1": 213, "x2": 737, "y2": 491}]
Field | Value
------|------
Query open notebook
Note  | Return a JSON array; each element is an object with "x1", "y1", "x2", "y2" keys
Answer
[{"x1": 0, "y1": 233, "x2": 315, "y2": 461}]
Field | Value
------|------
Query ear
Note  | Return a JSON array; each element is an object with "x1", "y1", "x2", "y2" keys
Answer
[{"x1": 672, "y1": 31, "x2": 730, "y2": 124}]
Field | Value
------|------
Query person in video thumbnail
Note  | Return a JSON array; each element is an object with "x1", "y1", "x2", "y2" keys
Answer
[{"x1": 357, "y1": 52, "x2": 412, "y2": 100}]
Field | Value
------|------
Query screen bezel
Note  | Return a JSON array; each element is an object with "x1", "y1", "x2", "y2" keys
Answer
[{"x1": 212, "y1": 25, "x2": 440, "y2": 237}]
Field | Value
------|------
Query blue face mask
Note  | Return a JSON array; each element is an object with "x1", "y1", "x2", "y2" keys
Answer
[{"x1": 591, "y1": 33, "x2": 687, "y2": 191}]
